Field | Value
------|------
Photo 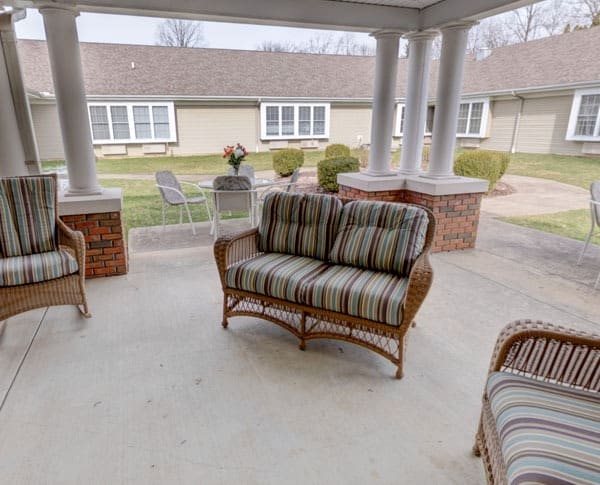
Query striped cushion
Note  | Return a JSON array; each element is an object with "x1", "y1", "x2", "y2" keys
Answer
[
  {"x1": 0, "y1": 249, "x2": 79, "y2": 287},
  {"x1": 302, "y1": 265, "x2": 408, "y2": 326},
  {"x1": 487, "y1": 372, "x2": 600, "y2": 485},
  {"x1": 329, "y1": 201, "x2": 429, "y2": 277},
  {"x1": 0, "y1": 176, "x2": 57, "y2": 257},
  {"x1": 259, "y1": 192, "x2": 342, "y2": 261},
  {"x1": 225, "y1": 253, "x2": 328, "y2": 303}
]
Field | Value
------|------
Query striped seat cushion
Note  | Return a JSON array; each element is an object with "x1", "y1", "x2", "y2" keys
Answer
[
  {"x1": 0, "y1": 249, "x2": 79, "y2": 287},
  {"x1": 225, "y1": 253, "x2": 328, "y2": 303},
  {"x1": 302, "y1": 265, "x2": 408, "y2": 326},
  {"x1": 0, "y1": 176, "x2": 58, "y2": 257},
  {"x1": 487, "y1": 372, "x2": 600, "y2": 485},
  {"x1": 259, "y1": 192, "x2": 342, "y2": 261},
  {"x1": 329, "y1": 201, "x2": 429, "y2": 277}
]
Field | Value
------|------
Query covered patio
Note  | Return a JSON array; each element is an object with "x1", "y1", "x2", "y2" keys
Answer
[{"x1": 1, "y1": 216, "x2": 599, "y2": 483}]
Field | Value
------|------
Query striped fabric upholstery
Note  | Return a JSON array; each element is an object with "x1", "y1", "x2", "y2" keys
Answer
[
  {"x1": 226, "y1": 253, "x2": 328, "y2": 303},
  {"x1": 487, "y1": 372, "x2": 600, "y2": 485},
  {"x1": 259, "y1": 192, "x2": 342, "y2": 260},
  {"x1": 303, "y1": 265, "x2": 408, "y2": 326},
  {"x1": 0, "y1": 176, "x2": 57, "y2": 257},
  {"x1": 329, "y1": 201, "x2": 429, "y2": 277},
  {"x1": 0, "y1": 249, "x2": 78, "y2": 287}
]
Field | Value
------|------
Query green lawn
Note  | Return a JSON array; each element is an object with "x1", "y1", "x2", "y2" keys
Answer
[
  {"x1": 507, "y1": 152, "x2": 600, "y2": 190},
  {"x1": 501, "y1": 209, "x2": 598, "y2": 244}
]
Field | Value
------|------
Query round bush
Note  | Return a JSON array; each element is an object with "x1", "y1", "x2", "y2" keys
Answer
[
  {"x1": 318, "y1": 156, "x2": 360, "y2": 192},
  {"x1": 325, "y1": 144, "x2": 351, "y2": 159},
  {"x1": 272, "y1": 148, "x2": 304, "y2": 176},
  {"x1": 454, "y1": 150, "x2": 510, "y2": 193}
]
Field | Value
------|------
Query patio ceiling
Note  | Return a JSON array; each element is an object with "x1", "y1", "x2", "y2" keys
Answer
[{"x1": 8, "y1": 0, "x2": 539, "y2": 31}]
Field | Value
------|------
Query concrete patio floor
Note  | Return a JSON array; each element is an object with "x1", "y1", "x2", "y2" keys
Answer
[{"x1": 1, "y1": 217, "x2": 600, "y2": 484}]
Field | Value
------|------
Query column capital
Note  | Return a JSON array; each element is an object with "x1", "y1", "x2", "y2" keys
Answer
[
  {"x1": 370, "y1": 29, "x2": 407, "y2": 40},
  {"x1": 440, "y1": 20, "x2": 478, "y2": 33},
  {"x1": 403, "y1": 30, "x2": 438, "y2": 42},
  {"x1": 38, "y1": 3, "x2": 80, "y2": 17}
]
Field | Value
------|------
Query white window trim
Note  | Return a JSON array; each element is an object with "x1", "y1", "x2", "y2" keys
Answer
[
  {"x1": 566, "y1": 88, "x2": 600, "y2": 141},
  {"x1": 88, "y1": 102, "x2": 177, "y2": 145},
  {"x1": 260, "y1": 103, "x2": 330, "y2": 140},
  {"x1": 396, "y1": 98, "x2": 489, "y2": 138}
]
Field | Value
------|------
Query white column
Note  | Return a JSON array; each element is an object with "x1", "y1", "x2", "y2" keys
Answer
[
  {"x1": 425, "y1": 22, "x2": 474, "y2": 179},
  {"x1": 0, "y1": 33, "x2": 26, "y2": 177},
  {"x1": 398, "y1": 30, "x2": 436, "y2": 175},
  {"x1": 40, "y1": 6, "x2": 101, "y2": 195},
  {"x1": 365, "y1": 30, "x2": 404, "y2": 177}
]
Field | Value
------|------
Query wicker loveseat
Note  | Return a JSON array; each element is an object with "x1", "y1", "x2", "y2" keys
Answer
[
  {"x1": 474, "y1": 320, "x2": 600, "y2": 484},
  {"x1": 0, "y1": 174, "x2": 89, "y2": 322},
  {"x1": 214, "y1": 191, "x2": 435, "y2": 378}
]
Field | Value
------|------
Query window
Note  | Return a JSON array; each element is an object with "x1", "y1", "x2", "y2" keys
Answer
[
  {"x1": 396, "y1": 99, "x2": 488, "y2": 137},
  {"x1": 87, "y1": 102, "x2": 176, "y2": 144},
  {"x1": 260, "y1": 103, "x2": 330, "y2": 139},
  {"x1": 567, "y1": 90, "x2": 600, "y2": 140}
]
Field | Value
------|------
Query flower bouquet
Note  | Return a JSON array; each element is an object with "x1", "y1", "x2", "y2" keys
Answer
[{"x1": 223, "y1": 143, "x2": 248, "y2": 175}]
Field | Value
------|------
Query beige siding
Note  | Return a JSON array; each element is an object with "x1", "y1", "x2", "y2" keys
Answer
[
  {"x1": 31, "y1": 104, "x2": 64, "y2": 160},
  {"x1": 480, "y1": 99, "x2": 519, "y2": 152},
  {"x1": 515, "y1": 95, "x2": 582, "y2": 155},
  {"x1": 330, "y1": 106, "x2": 371, "y2": 148}
]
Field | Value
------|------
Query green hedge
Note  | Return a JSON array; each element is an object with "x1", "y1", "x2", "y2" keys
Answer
[
  {"x1": 318, "y1": 156, "x2": 360, "y2": 192},
  {"x1": 454, "y1": 150, "x2": 510, "y2": 193},
  {"x1": 272, "y1": 148, "x2": 304, "y2": 176},
  {"x1": 325, "y1": 144, "x2": 351, "y2": 159}
]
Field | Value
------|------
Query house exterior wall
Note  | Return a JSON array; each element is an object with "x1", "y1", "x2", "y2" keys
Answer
[
  {"x1": 329, "y1": 105, "x2": 372, "y2": 148},
  {"x1": 480, "y1": 99, "x2": 520, "y2": 152},
  {"x1": 31, "y1": 103, "x2": 65, "y2": 160}
]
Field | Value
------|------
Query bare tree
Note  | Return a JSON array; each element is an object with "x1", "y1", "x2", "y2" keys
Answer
[
  {"x1": 256, "y1": 40, "x2": 299, "y2": 52},
  {"x1": 255, "y1": 32, "x2": 375, "y2": 56},
  {"x1": 579, "y1": 0, "x2": 600, "y2": 21},
  {"x1": 156, "y1": 19, "x2": 206, "y2": 48},
  {"x1": 507, "y1": 4, "x2": 546, "y2": 42}
]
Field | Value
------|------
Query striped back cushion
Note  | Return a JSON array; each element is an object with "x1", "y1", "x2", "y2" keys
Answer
[
  {"x1": 259, "y1": 192, "x2": 343, "y2": 260},
  {"x1": 330, "y1": 201, "x2": 429, "y2": 276},
  {"x1": 0, "y1": 176, "x2": 57, "y2": 257}
]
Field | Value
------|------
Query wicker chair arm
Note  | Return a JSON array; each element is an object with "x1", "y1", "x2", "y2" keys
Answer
[
  {"x1": 57, "y1": 218, "x2": 86, "y2": 271},
  {"x1": 487, "y1": 319, "x2": 600, "y2": 390},
  {"x1": 402, "y1": 251, "x2": 433, "y2": 327},
  {"x1": 214, "y1": 228, "x2": 261, "y2": 286}
]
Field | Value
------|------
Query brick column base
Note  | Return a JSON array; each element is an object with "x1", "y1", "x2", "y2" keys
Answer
[
  {"x1": 61, "y1": 211, "x2": 128, "y2": 278},
  {"x1": 338, "y1": 186, "x2": 484, "y2": 253}
]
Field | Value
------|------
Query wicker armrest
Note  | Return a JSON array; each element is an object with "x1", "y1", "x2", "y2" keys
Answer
[
  {"x1": 402, "y1": 251, "x2": 433, "y2": 327},
  {"x1": 487, "y1": 319, "x2": 600, "y2": 391},
  {"x1": 57, "y1": 218, "x2": 86, "y2": 271},
  {"x1": 214, "y1": 228, "x2": 261, "y2": 287}
]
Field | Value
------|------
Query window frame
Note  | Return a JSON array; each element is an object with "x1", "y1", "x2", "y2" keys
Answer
[
  {"x1": 566, "y1": 88, "x2": 600, "y2": 141},
  {"x1": 260, "y1": 103, "x2": 330, "y2": 140},
  {"x1": 396, "y1": 98, "x2": 489, "y2": 138},
  {"x1": 87, "y1": 102, "x2": 177, "y2": 144}
]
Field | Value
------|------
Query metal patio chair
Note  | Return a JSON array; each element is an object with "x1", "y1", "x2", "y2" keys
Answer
[
  {"x1": 155, "y1": 170, "x2": 212, "y2": 236},
  {"x1": 211, "y1": 175, "x2": 255, "y2": 240},
  {"x1": 577, "y1": 180, "x2": 600, "y2": 288}
]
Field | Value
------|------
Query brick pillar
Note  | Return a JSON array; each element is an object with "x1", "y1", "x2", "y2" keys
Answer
[
  {"x1": 61, "y1": 211, "x2": 128, "y2": 278},
  {"x1": 338, "y1": 185, "x2": 484, "y2": 253}
]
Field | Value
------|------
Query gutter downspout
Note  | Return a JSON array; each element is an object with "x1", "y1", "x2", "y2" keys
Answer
[{"x1": 510, "y1": 91, "x2": 525, "y2": 154}]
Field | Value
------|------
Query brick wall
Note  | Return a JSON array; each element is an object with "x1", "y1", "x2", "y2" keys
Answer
[
  {"x1": 61, "y1": 211, "x2": 128, "y2": 278},
  {"x1": 338, "y1": 186, "x2": 484, "y2": 253}
]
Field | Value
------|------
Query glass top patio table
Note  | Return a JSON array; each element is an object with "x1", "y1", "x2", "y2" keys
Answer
[{"x1": 197, "y1": 178, "x2": 275, "y2": 190}]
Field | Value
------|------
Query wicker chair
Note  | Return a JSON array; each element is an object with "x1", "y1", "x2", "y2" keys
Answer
[
  {"x1": 473, "y1": 320, "x2": 600, "y2": 484},
  {"x1": 577, "y1": 180, "x2": 600, "y2": 288},
  {"x1": 0, "y1": 174, "x2": 90, "y2": 322},
  {"x1": 155, "y1": 170, "x2": 211, "y2": 236}
]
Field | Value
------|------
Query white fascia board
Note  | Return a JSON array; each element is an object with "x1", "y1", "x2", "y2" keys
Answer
[{"x1": 17, "y1": 0, "x2": 418, "y2": 31}]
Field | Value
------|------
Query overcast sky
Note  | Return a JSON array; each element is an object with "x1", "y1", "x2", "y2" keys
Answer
[{"x1": 14, "y1": 8, "x2": 376, "y2": 51}]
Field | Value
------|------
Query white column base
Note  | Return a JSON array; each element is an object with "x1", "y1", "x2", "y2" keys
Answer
[
  {"x1": 363, "y1": 168, "x2": 398, "y2": 177},
  {"x1": 64, "y1": 185, "x2": 104, "y2": 197},
  {"x1": 397, "y1": 168, "x2": 422, "y2": 176},
  {"x1": 58, "y1": 187, "x2": 121, "y2": 214},
  {"x1": 419, "y1": 172, "x2": 457, "y2": 180}
]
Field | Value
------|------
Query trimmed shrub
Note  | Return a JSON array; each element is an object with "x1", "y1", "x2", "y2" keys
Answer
[
  {"x1": 325, "y1": 144, "x2": 351, "y2": 159},
  {"x1": 453, "y1": 150, "x2": 510, "y2": 194},
  {"x1": 272, "y1": 148, "x2": 304, "y2": 176},
  {"x1": 318, "y1": 156, "x2": 360, "y2": 192}
]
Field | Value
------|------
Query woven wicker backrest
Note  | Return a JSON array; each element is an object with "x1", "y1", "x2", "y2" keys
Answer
[
  {"x1": 329, "y1": 200, "x2": 429, "y2": 277},
  {"x1": 0, "y1": 175, "x2": 58, "y2": 257},
  {"x1": 213, "y1": 175, "x2": 252, "y2": 191},
  {"x1": 155, "y1": 170, "x2": 184, "y2": 205},
  {"x1": 591, "y1": 181, "x2": 600, "y2": 225},
  {"x1": 259, "y1": 192, "x2": 343, "y2": 260}
]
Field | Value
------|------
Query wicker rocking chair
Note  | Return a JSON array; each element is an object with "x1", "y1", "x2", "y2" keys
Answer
[{"x1": 0, "y1": 174, "x2": 90, "y2": 322}]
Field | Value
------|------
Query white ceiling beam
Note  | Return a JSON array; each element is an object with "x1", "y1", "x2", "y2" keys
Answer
[
  {"x1": 8, "y1": 0, "x2": 420, "y2": 32},
  {"x1": 419, "y1": 0, "x2": 541, "y2": 29}
]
